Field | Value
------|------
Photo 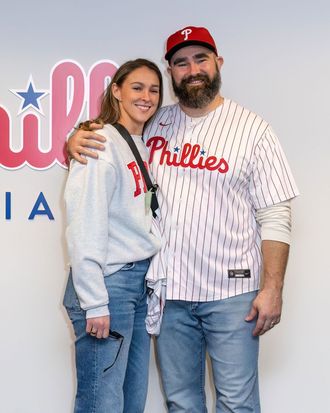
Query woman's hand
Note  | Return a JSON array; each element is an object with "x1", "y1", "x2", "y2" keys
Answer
[{"x1": 86, "y1": 315, "x2": 110, "y2": 339}]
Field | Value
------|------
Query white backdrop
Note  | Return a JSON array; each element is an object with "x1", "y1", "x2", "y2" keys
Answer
[{"x1": 1, "y1": 1, "x2": 329, "y2": 412}]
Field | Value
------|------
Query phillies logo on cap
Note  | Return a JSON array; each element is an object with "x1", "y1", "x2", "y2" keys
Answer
[
  {"x1": 165, "y1": 26, "x2": 218, "y2": 61},
  {"x1": 181, "y1": 28, "x2": 192, "y2": 41}
]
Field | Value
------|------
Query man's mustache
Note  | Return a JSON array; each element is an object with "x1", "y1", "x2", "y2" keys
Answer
[{"x1": 181, "y1": 74, "x2": 209, "y2": 85}]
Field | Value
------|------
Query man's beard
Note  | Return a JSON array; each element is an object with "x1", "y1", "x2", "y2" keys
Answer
[{"x1": 172, "y1": 67, "x2": 221, "y2": 109}]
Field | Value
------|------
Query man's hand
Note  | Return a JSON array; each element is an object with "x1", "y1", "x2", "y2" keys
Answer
[
  {"x1": 245, "y1": 240, "x2": 289, "y2": 336},
  {"x1": 67, "y1": 122, "x2": 106, "y2": 164},
  {"x1": 86, "y1": 315, "x2": 110, "y2": 339},
  {"x1": 245, "y1": 288, "x2": 282, "y2": 336}
]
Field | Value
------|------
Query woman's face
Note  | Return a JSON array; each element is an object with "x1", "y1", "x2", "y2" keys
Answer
[{"x1": 113, "y1": 66, "x2": 160, "y2": 135}]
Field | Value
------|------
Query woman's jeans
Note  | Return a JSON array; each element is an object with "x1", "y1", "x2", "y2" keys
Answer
[{"x1": 63, "y1": 259, "x2": 150, "y2": 413}]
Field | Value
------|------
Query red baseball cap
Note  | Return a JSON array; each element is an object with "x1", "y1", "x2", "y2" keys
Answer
[{"x1": 165, "y1": 26, "x2": 218, "y2": 62}]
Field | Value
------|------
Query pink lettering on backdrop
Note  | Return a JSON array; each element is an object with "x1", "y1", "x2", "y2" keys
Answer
[
  {"x1": 51, "y1": 61, "x2": 85, "y2": 167},
  {"x1": 0, "y1": 60, "x2": 118, "y2": 170},
  {"x1": 88, "y1": 61, "x2": 118, "y2": 119}
]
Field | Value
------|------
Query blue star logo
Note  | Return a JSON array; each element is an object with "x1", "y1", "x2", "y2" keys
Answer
[
  {"x1": 174, "y1": 146, "x2": 180, "y2": 153},
  {"x1": 200, "y1": 149, "x2": 206, "y2": 156},
  {"x1": 10, "y1": 76, "x2": 48, "y2": 115}
]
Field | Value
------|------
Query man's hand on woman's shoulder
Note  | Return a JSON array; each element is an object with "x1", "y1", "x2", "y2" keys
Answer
[{"x1": 67, "y1": 120, "x2": 106, "y2": 164}]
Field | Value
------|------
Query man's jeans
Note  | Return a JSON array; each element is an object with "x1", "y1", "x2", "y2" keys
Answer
[
  {"x1": 63, "y1": 259, "x2": 150, "y2": 413},
  {"x1": 156, "y1": 292, "x2": 260, "y2": 413}
]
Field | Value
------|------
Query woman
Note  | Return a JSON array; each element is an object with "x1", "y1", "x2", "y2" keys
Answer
[{"x1": 63, "y1": 58, "x2": 163, "y2": 413}]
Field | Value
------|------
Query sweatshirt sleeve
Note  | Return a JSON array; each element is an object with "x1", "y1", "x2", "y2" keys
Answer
[{"x1": 65, "y1": 156, "x2": 116, "y2": 317}]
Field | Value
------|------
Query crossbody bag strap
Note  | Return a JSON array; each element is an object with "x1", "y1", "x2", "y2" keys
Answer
[{"x1": 113, "y1": 123, "x2": 159, "y2": 218}]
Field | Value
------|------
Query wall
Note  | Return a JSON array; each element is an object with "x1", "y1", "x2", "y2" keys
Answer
[{"x1": 1, "y1": 1, "x2": 329, "y2": 411}]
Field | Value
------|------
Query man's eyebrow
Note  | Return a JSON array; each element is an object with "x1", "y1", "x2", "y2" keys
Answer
[
  {"x1": 172, "y1": 52, "x2": 211, "y2": 65},
  {"x1": 172, "y1": 57, "x2": 188, "y2": 65},
  {"x1": 194, "y1": 52, "x2": 210, "y2": 59}
]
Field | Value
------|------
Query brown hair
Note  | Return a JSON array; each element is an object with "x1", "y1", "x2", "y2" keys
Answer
[{"x1": 95, "y1": 58, "x2": 163, "y2": 126}]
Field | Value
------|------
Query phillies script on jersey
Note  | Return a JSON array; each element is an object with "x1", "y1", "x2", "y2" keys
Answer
[{"x1": 147, "y1": 136, "x2": 229, "y2": 173}]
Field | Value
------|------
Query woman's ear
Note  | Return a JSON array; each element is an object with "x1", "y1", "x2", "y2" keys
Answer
[{"x1": 112, "y1": 83, "x2": 122, "y2": 102}]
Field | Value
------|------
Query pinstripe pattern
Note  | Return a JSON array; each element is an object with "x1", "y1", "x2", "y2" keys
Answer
[{"x1": 146, "y1": 98, "x2": 299, "y2": 302}]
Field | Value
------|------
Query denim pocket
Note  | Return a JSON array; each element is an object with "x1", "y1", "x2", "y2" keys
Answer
[
  {"x1": 121, "y1": 262, "x2": 135, "y2": 271},
  {"x1": 63, "y1": 269, "x2": 82, "y2": 312}
]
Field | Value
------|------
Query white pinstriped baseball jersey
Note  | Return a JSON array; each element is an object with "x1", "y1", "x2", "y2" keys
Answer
[{"x1": 145, "y1": 98, "x2": 299, "y2": 302}]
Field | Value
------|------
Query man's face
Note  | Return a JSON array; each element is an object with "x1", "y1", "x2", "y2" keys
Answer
[{"x1": 168, "y1": 45, "x2": 223, "y2": 109}]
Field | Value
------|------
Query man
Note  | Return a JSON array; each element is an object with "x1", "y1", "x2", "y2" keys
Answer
[{"x1": 68, "y1": 26, "x2": 299, "y2": 412}]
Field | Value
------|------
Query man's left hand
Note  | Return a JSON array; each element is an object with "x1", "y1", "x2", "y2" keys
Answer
[{"x1": 245, "y1": 288, "x2": 282, "y2": 336}]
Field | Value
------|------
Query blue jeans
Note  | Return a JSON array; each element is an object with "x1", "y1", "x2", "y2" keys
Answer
[
  {"x1": 63, "y1": 259, "x2": 150, "y2": 413},
  {"x1": 156, "y1": 292, "x2": 260, "y2": 413}
]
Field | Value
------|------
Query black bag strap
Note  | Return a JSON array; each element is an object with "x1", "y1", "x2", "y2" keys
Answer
[{"x1": 113, "y1": 123, "x2": 159, "y2": 218}]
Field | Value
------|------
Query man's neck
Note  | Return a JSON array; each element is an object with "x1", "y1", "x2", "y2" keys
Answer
[{"x1": 179, "y1": 94, "x2": 224, "y2": 118}]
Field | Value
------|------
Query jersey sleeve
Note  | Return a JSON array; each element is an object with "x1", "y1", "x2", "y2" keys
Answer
[{"x1": 249, "y1": 126, "x2": 299, "y2": 210}]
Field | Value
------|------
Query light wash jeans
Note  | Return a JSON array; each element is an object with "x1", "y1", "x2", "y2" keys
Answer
[
  {"x1": 63, "y1": 259, "x2": 150, "y2": 413},
  {"x1": 156, "y1": 291, "x2": 260, "y2": 413}
]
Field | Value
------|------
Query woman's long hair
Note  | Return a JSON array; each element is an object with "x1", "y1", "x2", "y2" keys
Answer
[{"x1": 95, "y1": 58, "x2": 163, "y2": 127}]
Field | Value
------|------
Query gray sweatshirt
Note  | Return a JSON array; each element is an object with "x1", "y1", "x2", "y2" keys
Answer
[{"x1": 65, "y1": 124, "x2": 161, "y2": 318}]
